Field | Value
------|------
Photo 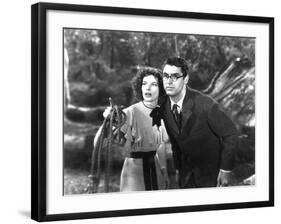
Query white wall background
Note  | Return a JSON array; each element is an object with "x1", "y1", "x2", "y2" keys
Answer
[{"x1": 0, "y1": 0, "x2": 279, "y2": 223}]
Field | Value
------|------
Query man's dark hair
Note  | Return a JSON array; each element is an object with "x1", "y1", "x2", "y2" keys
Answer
[
  {"x1": 163, "y1": 56, "x2": 189, "y2": 77},
  {"x1": 131, "y1": 66, "x2": 165, "y2": 102}
]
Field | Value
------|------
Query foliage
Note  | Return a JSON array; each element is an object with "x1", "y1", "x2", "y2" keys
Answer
[{"x1": 64, "y1": 29, "x2": 255, "y2": 110}]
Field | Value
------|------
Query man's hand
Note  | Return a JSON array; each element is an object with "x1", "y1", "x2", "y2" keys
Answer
[{"x1": 217, "y1": 170, "x2": 231, "y2": 187}]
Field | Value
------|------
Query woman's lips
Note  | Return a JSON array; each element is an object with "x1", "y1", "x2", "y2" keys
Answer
[{"x1": 144, "y1": 93, "x2": 152, "y2": 96}]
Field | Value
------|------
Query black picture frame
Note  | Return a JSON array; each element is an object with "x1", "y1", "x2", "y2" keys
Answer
[{"x1": 31, "y1": 2, "x2": 274, "y2": 222}]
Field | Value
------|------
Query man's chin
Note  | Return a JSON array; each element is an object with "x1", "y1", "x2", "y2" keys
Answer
[{"x1": 165, "y1": 91, "x2": 175, "y2": 96}]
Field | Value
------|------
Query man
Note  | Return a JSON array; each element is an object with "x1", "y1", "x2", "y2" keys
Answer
[{"x1": 159, "y1": 56, "x2": 238, "y2": 188}]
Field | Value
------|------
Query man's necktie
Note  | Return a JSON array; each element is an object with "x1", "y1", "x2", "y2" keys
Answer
[{"x1": 172, "y1": 104, "x2": 181, "y2": 129}]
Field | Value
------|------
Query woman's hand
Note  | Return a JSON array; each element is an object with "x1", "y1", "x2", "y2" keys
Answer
[{"x1": 103, "y1": 106, "x2": 112, "y2": 119}]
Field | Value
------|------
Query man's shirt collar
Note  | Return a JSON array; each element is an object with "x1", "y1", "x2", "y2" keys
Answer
[{"x1": 170, "y1": 89, "x2": 186, "y2": 112}]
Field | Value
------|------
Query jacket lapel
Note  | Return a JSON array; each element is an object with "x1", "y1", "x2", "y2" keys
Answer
[
  {"x1": 163, "y1": 87, "x2": 195, "y2": 135},
  {"x1": 181, "y1": 87, "x2": 194, "y2": 133},
  {"x1": 164, "y1": 98, "x2": 180, "y2": 135}
]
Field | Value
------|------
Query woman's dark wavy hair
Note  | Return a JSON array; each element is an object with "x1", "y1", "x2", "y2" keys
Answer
[
  {"x1": 162, "y1": 56, "x2": 189, "y2": 77},
  {"x1": 131, "y1": 66, "x2": 166, "y2": 104}
]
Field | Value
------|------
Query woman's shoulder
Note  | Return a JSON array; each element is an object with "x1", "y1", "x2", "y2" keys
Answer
[
  {"x1": 122, "y1": 102, "x2": 142, "y2": 117},
  {"x1": 124, "y1": 102, "x2": 142, "y2": 111}
]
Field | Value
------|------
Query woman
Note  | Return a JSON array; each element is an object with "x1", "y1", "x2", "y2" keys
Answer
[{"x1": 96, "y1": 67, "x2": 169, "y2": 191}]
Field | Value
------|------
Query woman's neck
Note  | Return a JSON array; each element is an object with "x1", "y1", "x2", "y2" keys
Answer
[{"x1": 142, "y1": 100, "x2": 158, "y2": 109}]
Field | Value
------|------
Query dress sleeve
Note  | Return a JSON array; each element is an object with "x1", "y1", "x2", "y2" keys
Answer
[
  {"x1": 160, "y1": 120, "x2": 170, "y2": 144},
  {"x1": 120, "y1": 106, "x2": 135, "y2": 142}
]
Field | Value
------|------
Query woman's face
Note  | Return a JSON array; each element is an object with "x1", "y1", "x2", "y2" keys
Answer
[{"x1": 141, "y1": 75, "x2": 159, "y2": 103}]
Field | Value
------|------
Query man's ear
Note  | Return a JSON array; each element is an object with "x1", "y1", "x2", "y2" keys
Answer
[{"x1": 184, "y1": 75, "x2": 189, "y2": 85}]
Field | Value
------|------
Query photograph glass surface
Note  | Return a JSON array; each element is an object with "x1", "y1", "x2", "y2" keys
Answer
[{"x1": 63, "y1": 28, "x2": 256, "y2": 195}]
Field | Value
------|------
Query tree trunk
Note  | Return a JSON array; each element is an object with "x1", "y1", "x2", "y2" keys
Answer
[
  {"x1": 110, "y1": 35, "x2": 114, "y2": 69},
  {"x1": 174, "y1": 35, "x2": 179, "y2": 57},
  {"x1": 64, "y1": 48, "x2": 70, "y2": 109}
]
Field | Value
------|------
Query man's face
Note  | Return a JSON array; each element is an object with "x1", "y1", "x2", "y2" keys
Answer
[{"x1": 163, "y1": 65, "x2": 188, "y2": 98}]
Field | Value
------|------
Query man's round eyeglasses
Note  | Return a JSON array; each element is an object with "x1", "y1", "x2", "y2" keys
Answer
[{"x1": 162, "y1": 73, "x2": 184, "y2": 82}]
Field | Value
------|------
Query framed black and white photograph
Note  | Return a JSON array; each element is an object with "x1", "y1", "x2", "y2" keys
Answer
[{"x1": 31, "y1": 2, "x2": 274, "y2": 222}]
